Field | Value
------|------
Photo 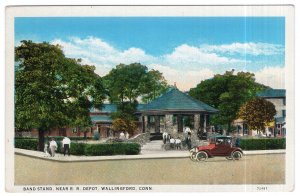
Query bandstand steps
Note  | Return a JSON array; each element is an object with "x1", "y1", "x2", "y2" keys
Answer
[{"x1": 141, "y1": 140, "x2": 163, "y2": 151}]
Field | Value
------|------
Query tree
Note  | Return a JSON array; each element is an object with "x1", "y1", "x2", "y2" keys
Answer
[
  {"x1": 103, "y1": 63, "x2": 169, "y2": 104},
  {"x1": 112, "y1": 118, "x2": 137, "y2": 136},
  {"x1": 140, "y1": 69, "x2": 169, "y2": 103},
  {"x1": 104, "y1": 63, "x2": 169, "y2": 133},
  {"x1": 238, "y1": 98, "x2": 276, "y2": 134},
  {"x1": 15, "y1": 40, "x2": 106, "y2": 151},
  {"x1": 189, "y1": 70, "x2": 266, "y2": 133},
  {"x1": 103, "y1": 63, "x2": 147, "y2": 104}
]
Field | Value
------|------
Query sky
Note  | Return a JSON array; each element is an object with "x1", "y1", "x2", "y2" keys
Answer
[{"x1": 15, "y1": 17, "x2": 285, "y2": 91}]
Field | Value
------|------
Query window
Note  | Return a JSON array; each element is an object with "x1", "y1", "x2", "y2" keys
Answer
[
  {"x1": 72, "y1": 127, "x2": 77, "y2": 133},
  {"x1": 282, "y1": 110, "x2": 286, "y2": 117}
]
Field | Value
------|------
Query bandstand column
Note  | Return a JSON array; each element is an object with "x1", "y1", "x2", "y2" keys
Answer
[
  {"x1": 165, "y1": 114, "x2": 173, "y2": 134},
  {"x1": 194, "y1": 114, "x2": 200, "y2": 131},
  {"x1": 144, "y1": 115, "x2": 149, "y2": 133},
  {"x1": 204, "y1": 114, "x2": 207, "y2": 132},
  {"x1": 177, "y1": 115, "x2": 183, "y2": 132},
  {"x1": 154, "y1": 116, "x2": 160, "y2": 133}
]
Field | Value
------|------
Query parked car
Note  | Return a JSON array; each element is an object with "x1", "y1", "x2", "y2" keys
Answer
[{"x1": 190, "y1": 136, "x2": 243, "y2": 161}]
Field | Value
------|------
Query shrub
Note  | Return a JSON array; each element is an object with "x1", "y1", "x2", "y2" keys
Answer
[
  {"x1": 240, "y1": 138, "x2": 286, "y2": 150},
  {"x1": 15, "y1": 139, "x2": 38, "y2": 150},
  {"x1": 15, "y1": 137, "x2": 141, "y2": 156},
  {"x1": 15, "y1": 136, "x2": 93, "y2": 141},
  {"x1": 84, "y1": 143, "x2": 141, "y2": 156},
  {"x1": 69, "y1": 143, "x2": 86, "y2": 155}
]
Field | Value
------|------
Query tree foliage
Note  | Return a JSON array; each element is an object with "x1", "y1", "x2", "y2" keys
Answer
[
  {"x1": 238, "y1": 98, "x2": 276, "y2": 133},
  {"x1": 15, "y1": 40, "x2": 106, "y2": 150},
  {"x1": 112, "y1": 118, "x2": 137, "y2": 136},
  {"x1": 103, "y1": 63, "x2": 169, "y2": 104},
  {"x1": 104, "y1": 63, "x2": 169, "y2": 132},
  {"x1": 189, "y1": 70, "x2": 267, "y2": 131},
  {"x1": 140, "y1": 69, "x2": 169, "y2": 103}
]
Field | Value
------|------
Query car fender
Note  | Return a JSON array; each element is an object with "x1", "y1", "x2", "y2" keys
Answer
[
  {"x1": 200, "y1": 150, "x2": 213, "y2": 158},
  {"x1": 231, "y1": 148, "x2": 243, "y2": 156}
]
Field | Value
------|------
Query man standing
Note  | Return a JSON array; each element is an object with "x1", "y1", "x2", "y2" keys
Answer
[
  {"x1": 62, "y1": 136, "x2": 71, "y2": 156},
  {"x1": 162, "y1": 131, "x2": 168, "y2": 144},
  {"x1": 170, "y1": 137, "x2": 175, "y2": 149},
  {"x1": 119, "y1": 131, "x2": 125, "y2": 140},
  {"x1": 49, "y1": 138, "x2": 58, "y2": 157}
]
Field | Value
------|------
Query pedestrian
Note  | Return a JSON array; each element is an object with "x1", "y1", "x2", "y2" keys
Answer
[
  {"x1": 125, "y1": 131, "x2": 129, "y2": 140},
  {"x1": 49, "y1": 138, "x2": 58, "y2": 157},
  {"x1": 162, "y1": 131, "x2": 168, "y2": 144},
  {"x1": 184, "y1": 126, "x2": 191, "y2": 135},
  {"x1": 119, "y1": 131, "x2": 125, "y2": 140},
  {"x1": 44, "y1": 141, "x2": 50, "y2": 157},
  {"x1": 186, "y1": 133, "x2": 192, "y2": 150},
  {"x1": 170, "y1": 137, "x2": 175, "y2": 149},
  {"x1": 62, "y1": 136, "x2": 71, "y2": 156},
  {"x1": 175, "y1": 137, "x2": 182, "y2": 149},
  {"x1": 235, "y1": 137, "x2": 241, "y2": 147},
  {"x1": 167, "y1": 134, "x2": 171, "y2": 143}
]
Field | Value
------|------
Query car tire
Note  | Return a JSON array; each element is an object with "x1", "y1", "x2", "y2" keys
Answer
[
  {"x1": 196, "y1": 151, "x2": 208, "y2": 162},
  {"x1": 190, "y1": 151, "x2": 197, "y2": 161},
  {"x1": 226, "y1": 156, "x2": 233, "y2": 160},
  {"x1": 232, "y1": 151, "x2": 243, "y2": 160}
]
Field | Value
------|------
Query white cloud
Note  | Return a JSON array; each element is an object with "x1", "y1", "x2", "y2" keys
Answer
[
  {"x1": 51, "y1": 36, "x2": 285, "y2": 91},
  {"x1": 149, "y1": 64, "x2": 215, "y2": 91},
  {"x1": 51, "y1": 36, "x2": 155, "y2": 75},
  {"x1": 201, "y1": 42, "x2": 284, "y2": 56},
  {"x1": 164, "y1": 44, "x2": 246, "y2": 68},
  {"x1": 254, "y1": 66, "x2": 285, "y2": 89}
]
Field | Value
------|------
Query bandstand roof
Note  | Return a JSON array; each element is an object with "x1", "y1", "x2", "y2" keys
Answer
[{"x1": 137, "y1": 88, "x2": 218, "y2": 114}]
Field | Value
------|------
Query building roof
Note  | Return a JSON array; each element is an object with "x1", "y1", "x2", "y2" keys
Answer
[
  {"x1": 90, "y1": 104, "x2": 146, "y2": 123},
  {"x1": 275, "y1": 117, "x2": 285, "y2": 124},
  {"x1": 138, "y1": 88, "x2": 218, "y2": 114},
  {"x1": 90, "y1": 104, "x2": 117, "y2": 113},
  {"x1": 90, "y1": 115, "x2": 112, "y2": 123},
  {"x1": 257, "y1": 88, "x2": 286, "y2": 98}
]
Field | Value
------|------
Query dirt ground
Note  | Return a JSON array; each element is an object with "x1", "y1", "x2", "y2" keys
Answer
[{"x1": 15, "y1": 154, "x2": 285, "y2": 185}]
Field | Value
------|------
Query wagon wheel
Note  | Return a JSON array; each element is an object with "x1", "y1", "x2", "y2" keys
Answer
[
  {"x1": 231, "y1": 151, "x2": 243, "y2": 160},
  {"x1": 196, "y1": 151, "x2": 208, "y2": 162}
]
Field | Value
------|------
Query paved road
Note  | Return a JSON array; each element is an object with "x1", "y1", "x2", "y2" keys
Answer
[{"x1": 15, "y1": 154, "x2": 285, "y2": 185}]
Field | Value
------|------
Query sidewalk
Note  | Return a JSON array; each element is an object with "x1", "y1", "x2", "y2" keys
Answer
[{"x1": 14, "y1": 148, "x2": 285, "y2": 162}]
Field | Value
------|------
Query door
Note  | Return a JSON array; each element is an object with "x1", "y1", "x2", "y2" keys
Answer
[{"x1": 210, "y1": 139, "x2": 232, "y2": 156}]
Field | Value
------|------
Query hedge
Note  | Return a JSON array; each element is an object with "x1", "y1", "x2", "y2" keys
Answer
[
  {"x1": 84, "y1": 143, "x2": 141, "y2": 156},
  {"x1": 15, "y1": 136, "x2": 93, "y2": 141},
  {"x1": 240, "y1": 138, "x2": 286, "y2": 150},
  {"x1": 15, "y1": 138, "x2": 38, "y2": 150},
  {"x1": 15, "y1": 138, "x2": 141, "y2": 156}
]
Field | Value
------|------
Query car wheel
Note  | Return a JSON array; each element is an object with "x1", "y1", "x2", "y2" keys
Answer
[
  {"x1": 226, "y1": 156, "x2": 233, "y2": 160},
  {"x1": 189, "y1": 151, "x2": 197, "y2": 161},
  {"x1": 232, "y1": 151, "x2": 243, "y2": 160},
  {"x1": 196, "y1": 151, "x2": 208, "y2": 161}
]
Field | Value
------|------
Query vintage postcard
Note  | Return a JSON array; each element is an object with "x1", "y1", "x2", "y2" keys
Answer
[{"x1": 5, "y1": 5, "x2": 295, "y2": 192}]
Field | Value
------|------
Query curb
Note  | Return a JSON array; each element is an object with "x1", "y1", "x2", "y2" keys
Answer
[{"x1": 14, "y1": 148, "x2": 285, "y2": 162}]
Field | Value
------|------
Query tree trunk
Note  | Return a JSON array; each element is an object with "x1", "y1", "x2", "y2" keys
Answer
[
  {"x1": 38, "y1": 128, "x2": 45, "y2": 152},
  {"x1": 227, "y1": 122, "x2": 231, "y2": 136}
]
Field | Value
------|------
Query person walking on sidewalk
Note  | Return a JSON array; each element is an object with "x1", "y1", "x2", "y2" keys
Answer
[
  {"x1": 49, "y1": 138, "x2": 58, "y2": 157},
  {"x1": 62, "y1": 136, "x2": 71, "y2": 156}
]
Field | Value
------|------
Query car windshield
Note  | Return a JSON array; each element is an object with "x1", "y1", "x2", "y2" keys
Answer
[{"x1": 211, "y1": 137, "x2": 232, "y2": 145}]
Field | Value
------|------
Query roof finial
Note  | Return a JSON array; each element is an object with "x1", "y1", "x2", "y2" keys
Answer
[{"x1": 174, "y1": 82, "x2": 177, "y2": 88}]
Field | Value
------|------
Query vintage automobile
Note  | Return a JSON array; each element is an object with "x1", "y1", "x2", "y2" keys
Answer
[{"x1": 190, "y1": 135, "x2": 243, "y2": 161}]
